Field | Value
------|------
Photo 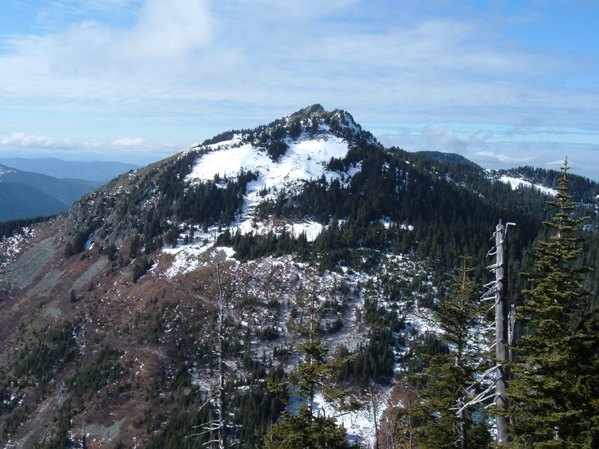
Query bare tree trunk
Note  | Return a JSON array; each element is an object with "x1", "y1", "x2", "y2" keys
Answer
[
  {"x1": 215, "y1": 263, "x2": 227, "y2": 449},
  {"x1": 495, "y1": 221, "x2": 509, "y2": 445},
  {"x1": 459, "y1": 405, "x2": 468, "y2": 449},
  {"x1": 368, "y1": 385, "x2": 381, "y2": 449},
  {"x1": 387, "y1": 418, "x2": 396, "y2": 449}
]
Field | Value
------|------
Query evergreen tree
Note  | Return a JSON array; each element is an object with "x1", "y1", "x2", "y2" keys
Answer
[
  {"x1": 413, "y1": 256, "x2": 491, "y2": 449},
  {"x1": 263, "y1": 406, "x2": 354, "y2": 449},
  {"x1": 263, "y1": 284, "x2": 355, "y2": 449},
  {"x1": 508, "y1": 160, "x2": 599, "y2": 448}
]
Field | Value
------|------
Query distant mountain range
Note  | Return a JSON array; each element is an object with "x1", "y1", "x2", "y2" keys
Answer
[
  {"x1": 0, "y1": 164, "x2": 99, "y2": 221},
  {"x1": 0, "y1": 157, "x2": 138, "y2": 183}
]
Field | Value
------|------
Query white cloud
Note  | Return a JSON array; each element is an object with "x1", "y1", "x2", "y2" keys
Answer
[
  {"x1": 1, "y1": 2, "x2": 595, "y2": 133},
  {"x1": 0, "y1": 132, "x2": 75, "y2": 148},
  {"x1": 474, "y1": 150, "x2": 535, "y2": 164},
  {"x1": 111, "y1": 137, "x2": 146, "y2": 147},
  {"x1": 546, "y1": 159, "x2": 566, "y2": 167},
  {"x1": 120, "y1": 0, "x2": 212, "y2": 62},
  {"x1": 0, "y1": 0, "x2": 213, "y2": 104},
  {"x1": 375, "y1": 125, "x2": 492, "y2": 155},
  {"x1": 0, "y1": 131, "x2": 169, "y2": 157}
]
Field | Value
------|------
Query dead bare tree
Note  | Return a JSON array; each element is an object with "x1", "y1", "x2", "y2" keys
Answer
[
  {"x1": 455, "y1": 220, "x2": 514, "y2": 445},
  {"x1": 189, "y1": 254, "x2": 231, "y2": 449}
]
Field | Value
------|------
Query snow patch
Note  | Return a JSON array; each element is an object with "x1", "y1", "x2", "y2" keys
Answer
[
  {"x1": 163, "y1": 134, "x2": 363, "y2": 276},
  {"x1": 313, "y1": 390, "x2": 388, "y2": 448},
  {"x1": 186, "y1": 136, "x2": 352, "y2": 190},
  {"x1": 499, "y1": 175, "x2": 557, "y2": 196},
  {"x1": 164, "y1": 242, "x2": 235, "y2": 278},
  {"x1": 84, "y1": 234, "x2": 94, "y2": 251},
  {"x1": 0, "y1": 226, "x2": 36, "y2": 270}
]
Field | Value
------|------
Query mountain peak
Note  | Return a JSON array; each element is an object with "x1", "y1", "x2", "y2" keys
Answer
[
  {"x1": 288, "y1": 103, "x2": 327, "y2": 120},
  {"x1": 198, "y1": 104, "x2": 379, "y2": 155}
]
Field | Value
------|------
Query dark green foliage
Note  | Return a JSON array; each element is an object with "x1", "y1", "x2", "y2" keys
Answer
[
  {"x1": 339, "y1": 327, "x2": 396, "y2": 386},
  {"x1": 144, "y1": 354, "x2": 286, "y2": 449},
  {"x1": 263, "y1": 406, "x2": 356, "y2": 449},
  {"x1": 146, "y1": 391, "x2": 214, "y2": 449},
  {"x1": 402, "y1": 333, "x2": 450, "y2": 387},
  {"x1": 175, "y1": 175, "x2": 249, "y2": 225},
  {"x1": 259, "y1": 326, "x2": 280, "y2": 341},
  {"x1": 12, "y1": 323, "x2": 78, "y2": 387},
  {"x1": 225, "y1": 229, "x2": 310, "y2": 262},
  {"x1": 252, "y1": 146, "x2": 545, "y2": 274},
  {"x1": 129, "y1": 234, "x2": 141, "y2": 259},
  {"x1": 202, "y1": 130, "x2": 243, "y2": 146},
  {"x1": 339, "y1": 297, "x2": 403, "y2": 386},
  {"x1": 0, "y1": 215, "x2": 54, "y2": 238},
  {"x1": 66, "y1": 347, "x2": 125, "y2": 399},
  {"x1": 233, "y1": 367, "x2": 287, "y2": 448},
  {"x1": 414, "y1": 151, "x2": 481, "y2": 168},
  {"x1": 132, "y1": 257, "x2": 152, "y2": 283},
  {"x1": 101, "y1": 242, "x2": 118, "y2": 261},
  {"x1": 32, "y1": 407, "x2": 70, "y2": 449},
  {"x1": 411, "y1": 258, "x2": 491, "y2": 448},
  {"x1": 155, "y1": 160, "x2": 257, "y2": 233},
  {"x1": 582, "y1": 232, "x2": 599, "y2": 308},
  {"x1": 64, "y1": 227, "x2": 93, "y2": 257},
  {"x1": 262, "y1": 285, "x2": 355, "y2": 449},
  {"x1": 87, "y1": 152, "x2": 259, "y2": 259},
  {"x1": 509, "y1": 162, "x2": 599, "y2": 448},
  {"x1": 412, "y1": 358, "x2": 491, "y2": 449},
  {"x1": 265, "y1": 141, "x2": 289, "y2": 161},
  {"x1": 499, "y1": 165, "x2": 599, "y2": 203}
]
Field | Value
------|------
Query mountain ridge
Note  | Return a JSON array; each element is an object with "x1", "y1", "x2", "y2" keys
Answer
[
  {"x1": 0, "y1": 157, "x2": 139, "y2": 183},
  {"x1": 0, "y1": 164, "x2": 99, "y2": 222},
  {"x1": 0, "y1": 105, "x2": 598, "y2": 449}
]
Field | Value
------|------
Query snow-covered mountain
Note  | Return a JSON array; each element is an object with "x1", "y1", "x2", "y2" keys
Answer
[
  {"x1": 186, "y1": 105, "x2": 368, "y2": 234},
  {"x1": 1, "y1": 105, "x2": 598, "y2": 449}
]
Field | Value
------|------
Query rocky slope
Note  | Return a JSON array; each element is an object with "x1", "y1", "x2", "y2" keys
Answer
[{"x1": 1, "y1": 105, "x2": 597, "y2": 449}]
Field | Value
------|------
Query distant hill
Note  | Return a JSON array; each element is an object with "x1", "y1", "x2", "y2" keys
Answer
[
  {"x1": 0, "y1": 164, "x2": 99, "y2": 221},
  {"x1": 0, "y1": 157, "x2": 138, "y2": 183},
  {"x1": 0, "y1": 183, "x2": 66, "y2": 221},
  {"x1": 414, "y1": 151, "x2": 481, "y2": 168}
]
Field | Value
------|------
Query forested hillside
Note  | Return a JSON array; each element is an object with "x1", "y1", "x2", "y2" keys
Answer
[{"x1": 0, "y1": 106, "x2": 597, "y2": 449}]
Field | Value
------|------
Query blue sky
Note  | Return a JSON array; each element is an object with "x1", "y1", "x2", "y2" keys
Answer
[{"x1": 0, "y1": 0, "x2": 598, "y2": 180}]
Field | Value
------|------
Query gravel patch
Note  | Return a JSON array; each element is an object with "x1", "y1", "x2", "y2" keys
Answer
[
  {"x1": 27, "y1": 269, "x2": 64, "y2": 299},
  {"x1": 85, "y1": 418, "x2": 125, "y2": 441},
  {"x1": 4, "y1": 237, "x2": 58, "y2": 290},
  {"x1": 43, "y1": 301, "x2": 64, "y2": 319},
  {"x1": 70, "y1": 258, "x2": 109, "y2": 292}
]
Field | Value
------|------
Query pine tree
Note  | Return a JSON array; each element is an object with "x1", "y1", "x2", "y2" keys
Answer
[
  {"x1": 263, "y1": 406, "x2": 354, "y2": 449},
  {"x1": 413, "y1": 256, "x2": 491, "y2": 449},
  {"x1": 262, "y1": 283, "x2": 356, "y2": 449},
  {"x1": 508, "y1": 160, "x2": 599, "y2": 448}
]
